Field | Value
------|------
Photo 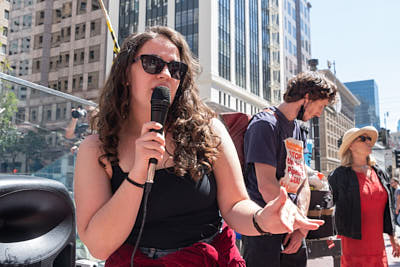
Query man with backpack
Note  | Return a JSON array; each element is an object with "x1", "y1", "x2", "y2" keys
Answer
[{"x1": 241, "y1": 71, "x2": 337, "y2": 267}]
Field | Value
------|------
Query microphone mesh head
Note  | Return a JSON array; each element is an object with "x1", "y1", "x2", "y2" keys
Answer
[{"x1": 151, "y1": 86, "x2": 171, "y2": 104}]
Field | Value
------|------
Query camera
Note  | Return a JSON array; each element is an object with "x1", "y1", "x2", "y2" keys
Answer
[{"x1": 71, "y1": 108, "x2": 87, "y2": 119}]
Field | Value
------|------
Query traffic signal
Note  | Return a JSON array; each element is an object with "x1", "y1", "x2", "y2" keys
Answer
[
  {"x1": 378, "y1": 128, "x2": 387, "y2": 146},
  {"x1": 395, "y1": 150, "x2": 400, "y2": 168}
]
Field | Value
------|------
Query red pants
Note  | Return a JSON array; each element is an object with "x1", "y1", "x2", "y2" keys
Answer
[{"x1": 105, "y1": 225, "x2": 245, "y2": 267}]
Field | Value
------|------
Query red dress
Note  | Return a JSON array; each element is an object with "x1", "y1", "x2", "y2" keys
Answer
[{"x1": 339, "y1": 169, "x2": 388, "y2": 267}]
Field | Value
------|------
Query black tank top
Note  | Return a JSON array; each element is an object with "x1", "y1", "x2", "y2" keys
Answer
[{"x1": 111, "y1": 164, "x2": 222, "y2": 249}]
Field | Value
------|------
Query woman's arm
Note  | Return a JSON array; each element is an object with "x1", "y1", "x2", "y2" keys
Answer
[
  {"x1": 328, "y1": 170, "x2": 339, "y2": 204},
  {"x1": 211, "y1": 118, "x2": 323, "y2": 236},
  {"x1": 389, "y1": 234, "x2": 400, "y2": 257},
  {"x1": 74, "y1": 135, "x2": 145, "y2": 259},
  {"x1": 65, "y1": 117, "x2": 78, "y2": 139},
  {"x1": 74, "y1": 122, "x2": 166, "y2": 260}
]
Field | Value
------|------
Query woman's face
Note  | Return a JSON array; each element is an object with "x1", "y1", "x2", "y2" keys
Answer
[
  {"x1": 127, "y1": 36, "x2": 182, "y2": 118},
  {"x1": 349, "y1": 134, "x2": 373, "y2": 158}
]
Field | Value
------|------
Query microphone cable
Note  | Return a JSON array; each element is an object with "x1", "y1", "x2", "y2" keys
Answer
[
  {"x1": 129, "y1": 86, "x2": 170, "y2": 266},
  {"x1": 130, "y1": 182, "x2": 153, "y2": 267}
]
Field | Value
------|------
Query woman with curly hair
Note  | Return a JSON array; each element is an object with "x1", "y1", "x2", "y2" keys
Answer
[{"x1": 73, "y1": 26, "x2": 323, "y2": 266}]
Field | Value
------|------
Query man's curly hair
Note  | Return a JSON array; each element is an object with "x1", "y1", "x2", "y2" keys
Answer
[
  {"x1": 283, "y1": 71, "x2": 337, "y2": 104},
  {"x1": 92, "y1": 26, "x2": 220, "y2": 181}
]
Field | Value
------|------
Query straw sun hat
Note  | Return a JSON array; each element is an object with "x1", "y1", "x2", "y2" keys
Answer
[{"x1": 338, "y1": 126, "x2": 378, "y2": 158}]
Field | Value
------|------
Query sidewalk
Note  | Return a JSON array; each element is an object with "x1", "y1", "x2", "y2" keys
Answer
[{"x1": 307, "y1": 235, "x2": 400, "y2": 266}]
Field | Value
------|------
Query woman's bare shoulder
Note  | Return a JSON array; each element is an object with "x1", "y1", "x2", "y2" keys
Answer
[
  {"x1": 80, "y1": 134, "x2": 101, "y2": 149},
  {"x1": 76, "y1": 134, "x2": 113, "y2": 178}
]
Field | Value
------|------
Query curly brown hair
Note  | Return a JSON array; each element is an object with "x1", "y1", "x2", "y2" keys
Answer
[
  {"x1": 92, "y1": 26, "x2": 220, "y2": 181},
  {"x1": 283, "y1": 71, "x2": 337, "y2": 104}
]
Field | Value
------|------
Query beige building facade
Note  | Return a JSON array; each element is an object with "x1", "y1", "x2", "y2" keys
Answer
[
  {"x1": 7, "y1": 0, "x2": 111, "y2": 131},
  {"x1": 318, "y1": 69, "x2": 360, "y2": 175},
  {"x1": 0, "y1": 0, "x2": 10, "y2": 65}
]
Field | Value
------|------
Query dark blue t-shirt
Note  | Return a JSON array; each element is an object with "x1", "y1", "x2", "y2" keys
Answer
[{"x1": 244, "y1": 107, "x2": 305, "y2": 207}]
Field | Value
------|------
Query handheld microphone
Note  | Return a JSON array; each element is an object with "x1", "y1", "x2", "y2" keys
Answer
[{"x1": 147, "y1": 86, "x2": 171, "y2": 183}]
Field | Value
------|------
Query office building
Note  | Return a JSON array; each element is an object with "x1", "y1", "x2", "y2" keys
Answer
[
  {"x1": 397, "y1": 119, "x2": 400, "y2": 132},
  {"x1": 344, "y1": 79, "x2": 381, "y2": 130},
  {"x1": 117, "y1": 0, "x2": 285, "y2": 114},
  {"x1": 0, "y1": 0, "x2": 10, "y2": 65},
  {"x1": 282, "y1": 0, "x2": 312, "y2": 85},
  {"x1": 7, "y1": 0, "x2": 114, "y2": 129},
  {"x1": 316, "y1": 69, "x2": 360, "y2": 175}
]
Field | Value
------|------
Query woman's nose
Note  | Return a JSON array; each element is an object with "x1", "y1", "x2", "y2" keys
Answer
[{"x1": 157, "y1": 65, "x2": 172, "y2": 79}]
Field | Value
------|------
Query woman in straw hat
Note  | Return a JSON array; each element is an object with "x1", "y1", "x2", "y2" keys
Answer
[{"x1": 329, "y1": 126, "x2": 400, "y2": 266}]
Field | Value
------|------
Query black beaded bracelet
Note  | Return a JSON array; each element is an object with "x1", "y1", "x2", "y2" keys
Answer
[
  {"x1": 253, "y1": 209, "x2": 271, "y2": 235},
  {"x1": 126, "y1": 176, "x2": 145, "y2": 189}
]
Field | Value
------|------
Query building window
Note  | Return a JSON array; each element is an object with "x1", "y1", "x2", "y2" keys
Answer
[
  {"x1": 74, "y1": 48, "x2": 85, "y2": 66},
  {"x1": 53, "y1": 8, "x2": 62, "y2": 24},
  {"x1": 56, "y1": 103, "x2": 67, "y2": 120},
  {"x1": 249, "y1": 0, "x2": 259, "y2": 95},
  {"x1": 30, "y1": 108, "x2": 37, "y2": 122},
  {"x1": 49, "y1": 80, "x2": 58, "y2": 90},
  {"x1": 21, "y1": 37, "x2": 30, "y2": 53},
  {"x1": 12, "y1": 0, "x2": 22, "y2": 9},
  {"x1": 77, "y1": 0, "x2": 87, "y2": 15},
  {"x1": 90, "y1": 19, "x2": 101, "y2": 37},
  {"x1": 218, "y1": 0, "x2": 230, "y2": 80},
  {"x1": 145, "y1": 0, "x2": 167, "y2": 27},
  {"x1": 4, "y1": 10, "x2": 9, "y2": 20},
  {"x1": 1, "y1": 44, "x2": 6, "y2": 54},
  {"x1": 36, "y1": 10, "x2": 45, "y2": 25},
  {"x1": 75, "y1": 22, "x2": 86, "y2": 40},
  {"x1": 16, "y1": 108, "x2": 26, "y2": 122},
  {"x1": 11, "y1": 17, "x2": 20, "y2": 33},
  {"x1": 72, "y1": 74, "x2": 83, "y2": 91},
  {"x1": 34, "y1": 34, "x2": 43, "y2": 49},
  {"x1": 43, "y1": 105, "x2": 52, "y2": 122},
  {"x1": 62, "y1": 2, "x2": 72, "y2": 18},
  {"x1": 88, "y1": 45, "x2": 100, "y2": 63},
  {"x1": 235, "y1": 0, "x2": 246, "y2": 88},
  {"x1": 22, "y1": 14, "x2": 32, "y2": 28},
  {"x1": 175, "y1": 0, "x2": 199, "y2": 57},
  {"x1": 9, "y1": 40, "x2": 18, "y2": 55},
  {"x1": 32, "y1": 58, "x2": 41, "y2": 73},
  {"x1": 9, "y1": 63, "x2": 16, "y2": 76},
  {"x1": 118, "y1": 0, "x2": 139, "y2": 44},
  {"x1": 2, "y1": 26, "x2": 8, "y2": 36},
  {"x1": 51, "y1": 31, "x2": 61, "y2": 47},
  {"x1": 87, "y1": 71, "x2": 99, "y2": 90},
  {"x1": 49, "y1": 56, "x2": 58, "y2": 72},
  {"x1": 91, "y1": 0, "x2": 100, "y2": 10},
  {"x1": 61, "y1": 26, "x2": 71, "y2": 43},
  {"x1": 59, "y1": 51, "x2": 70, "y2": 68},
  {"x1": 261, "y1": 0, "x2": 271, "y2": 101},
  {"x1": 59, "y1": 77, "x2": 68, "y2": 92}
]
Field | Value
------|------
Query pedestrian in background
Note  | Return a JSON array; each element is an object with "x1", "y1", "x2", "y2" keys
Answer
[
  {"x1": 329, "y1": 126, "x2": 400, "y2": 267},
  {"x1": 390, "y1": 176, "x2": 400, "y2": 225},
  {"x1": 242, "y1": 71, "x2": 337, "y2": 267}
]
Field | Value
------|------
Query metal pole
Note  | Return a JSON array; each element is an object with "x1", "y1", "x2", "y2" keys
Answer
[
  {"x1": 98, "y1": 0, "x2": 120, "y2": 55},
  {"x1": 0, "y1": 72, "x2": 97, "y2": 107}
]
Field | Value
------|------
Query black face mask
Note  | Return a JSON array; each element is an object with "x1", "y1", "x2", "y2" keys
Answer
[{"x1": 296, "y1": 105, "x2": 305, "y2": 120}]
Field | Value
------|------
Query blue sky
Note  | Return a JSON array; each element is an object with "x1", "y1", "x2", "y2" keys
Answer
[{"x1": 310, "y1": 0, "x2": 400, "y2": 132}]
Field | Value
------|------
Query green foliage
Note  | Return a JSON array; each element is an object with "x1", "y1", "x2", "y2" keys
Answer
[{"x1": 0, "y1": 91, "x2": 18, "y2": 155}]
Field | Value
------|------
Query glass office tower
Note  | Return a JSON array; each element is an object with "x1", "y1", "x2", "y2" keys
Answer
[{"x1": 344, "y1": 79, "x2": 381, "y2": 130}]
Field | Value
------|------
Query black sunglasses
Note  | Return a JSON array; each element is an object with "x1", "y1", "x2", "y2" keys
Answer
[
  {"x1": 133, "y1": 54, "x2": 188, "y2": 80},
  {"x1": 358, "y1": 135, "x2": 372, "y2": 142}
]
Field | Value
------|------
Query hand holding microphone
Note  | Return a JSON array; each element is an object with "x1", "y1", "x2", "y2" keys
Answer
[
  {"x1": 147, "y1": 86, "x2": 171, "y2": 183},
  {"x1": 129, "y1": 87, "x2": 171, "y2": 182}
]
